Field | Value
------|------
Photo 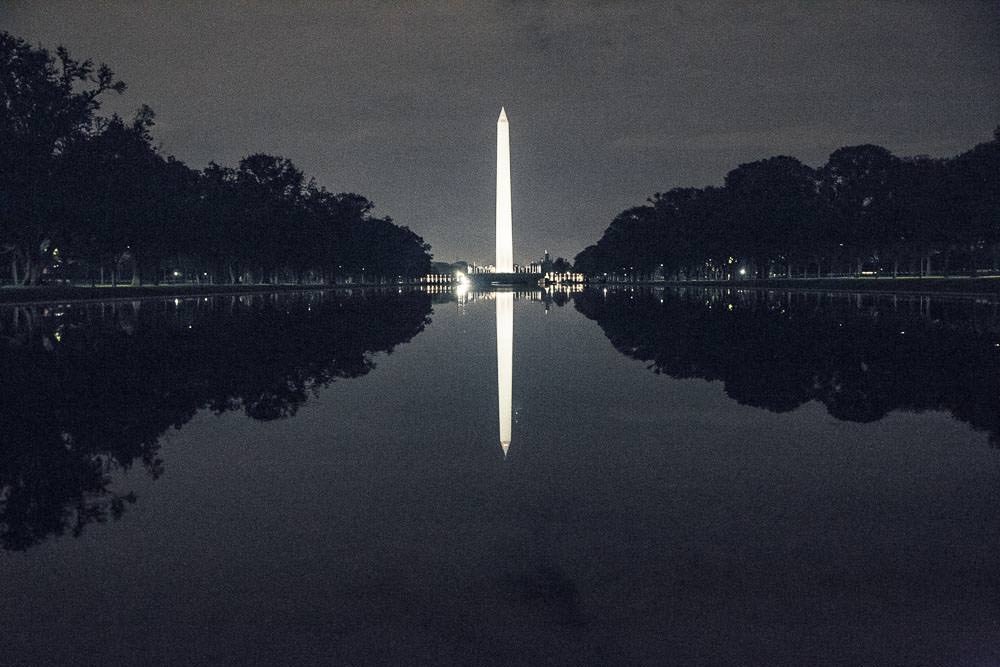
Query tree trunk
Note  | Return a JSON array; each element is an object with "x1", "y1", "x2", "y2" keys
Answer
[
  {"x1": 24, "y1": 256, "x2": 40, "y2": 286},
  {"x1": 131, "y1": 254, "x2": 141, "y2": 286}
]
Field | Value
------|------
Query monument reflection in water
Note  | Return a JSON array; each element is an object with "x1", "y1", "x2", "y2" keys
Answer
[
  {"x1": 3, "y1": 283, "x2": 1000, "y2": 665},
  {"x1": 496, "y1": 290, "x2": 513, "y2": 456}
]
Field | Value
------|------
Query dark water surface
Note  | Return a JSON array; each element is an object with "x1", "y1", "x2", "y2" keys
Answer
[{"x1": 2, "y1": 287, "x2": 999, "y2": 665}]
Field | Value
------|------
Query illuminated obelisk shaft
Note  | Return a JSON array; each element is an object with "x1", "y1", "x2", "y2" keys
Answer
[
  {"x1": 497, "y1": 291, "x2": 513, "y2": 455},
  {"x1": 496, "y1": 107, "x2": 513, "y2": 273},
  {"x1": 495, "y1": 107, "x2": 514, "y2": 455}
]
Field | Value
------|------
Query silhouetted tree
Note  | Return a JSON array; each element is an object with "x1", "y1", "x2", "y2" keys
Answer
[
  {"x1": 725, "y1": 156, "x2": 823, "y2": 278},
  {"x1": 0, "y1": 30, "x2": 434, "y2": 287},
  {"x1": 575, "y1": 130, "x2": 999, "y2": 282},
  {"x1": 0, "y1": 31, "x2": 125, "y2": 284}
]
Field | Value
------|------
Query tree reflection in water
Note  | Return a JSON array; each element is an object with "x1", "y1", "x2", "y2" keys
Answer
[
  {"x1": 0, "y1": 290, "x2": 432, "y2": 550},
  {"x1": 576, "y1": 287, "x2": 1000, "y2": 445}
]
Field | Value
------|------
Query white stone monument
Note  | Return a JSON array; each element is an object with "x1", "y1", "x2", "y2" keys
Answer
[
  {"x1": 496, "y1": 107, "x2": 513, "y2": 273},
  {"x1": 496, "y1": 107, "x2": 514, "y2": 455}
]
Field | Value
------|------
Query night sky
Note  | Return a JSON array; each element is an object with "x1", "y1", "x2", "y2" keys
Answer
[{"x1": 3, "y1": 1, "x2": 998, "y2": 264}]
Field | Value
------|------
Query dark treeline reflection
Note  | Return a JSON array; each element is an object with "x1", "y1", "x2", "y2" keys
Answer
[
  {"x1": 0, "y1": 290, "x2": 432, "y2": 550},
  {"x1": 576, "y1": 287, "x2": 1000, "y2": 444}
]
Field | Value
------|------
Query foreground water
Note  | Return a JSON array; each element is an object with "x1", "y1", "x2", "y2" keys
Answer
[{"x1": 2, "y1": 287, "x2": 998, "y2": 665}]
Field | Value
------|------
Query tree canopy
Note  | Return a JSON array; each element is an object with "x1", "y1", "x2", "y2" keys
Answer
[
  {"x1": 0, "y1": 31, "x2": 432, "y2": 286},
  {"x1": 576, "y1": 132, "x2": 1000, "y2": 280}
]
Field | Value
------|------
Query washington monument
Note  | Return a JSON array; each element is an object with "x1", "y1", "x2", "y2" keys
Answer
[
  {"x1": 496, "y1": 107, "x2": 513, "y2": 273},
  {"x1": 496, "y1": 107, "x2": 513, "y2": 456}
]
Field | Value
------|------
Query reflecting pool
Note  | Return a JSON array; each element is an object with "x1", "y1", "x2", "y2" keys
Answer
[{"x1": 2, "y1": 286, "x2": 998, "y2": 664}]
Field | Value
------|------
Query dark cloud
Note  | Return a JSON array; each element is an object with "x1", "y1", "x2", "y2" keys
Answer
[{"x1": 2, "y1": 1, "x2": 997, "y2": 263}]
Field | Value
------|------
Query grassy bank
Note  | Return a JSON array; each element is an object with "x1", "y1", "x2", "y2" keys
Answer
[
  {"x1": 612, "y1": 276, "x2": 1000, "y2": 297},
  {"x1": 0, "y1": 283, "x2": 412, "y2": 306}
]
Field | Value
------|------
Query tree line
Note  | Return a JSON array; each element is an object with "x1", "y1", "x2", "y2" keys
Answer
[
  {"x1": 575, "y1": 129, "x2": 1000, "y2": 281},
  {"x1": 0, "y1": 32, "x2": 433, "y2": 286}
]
